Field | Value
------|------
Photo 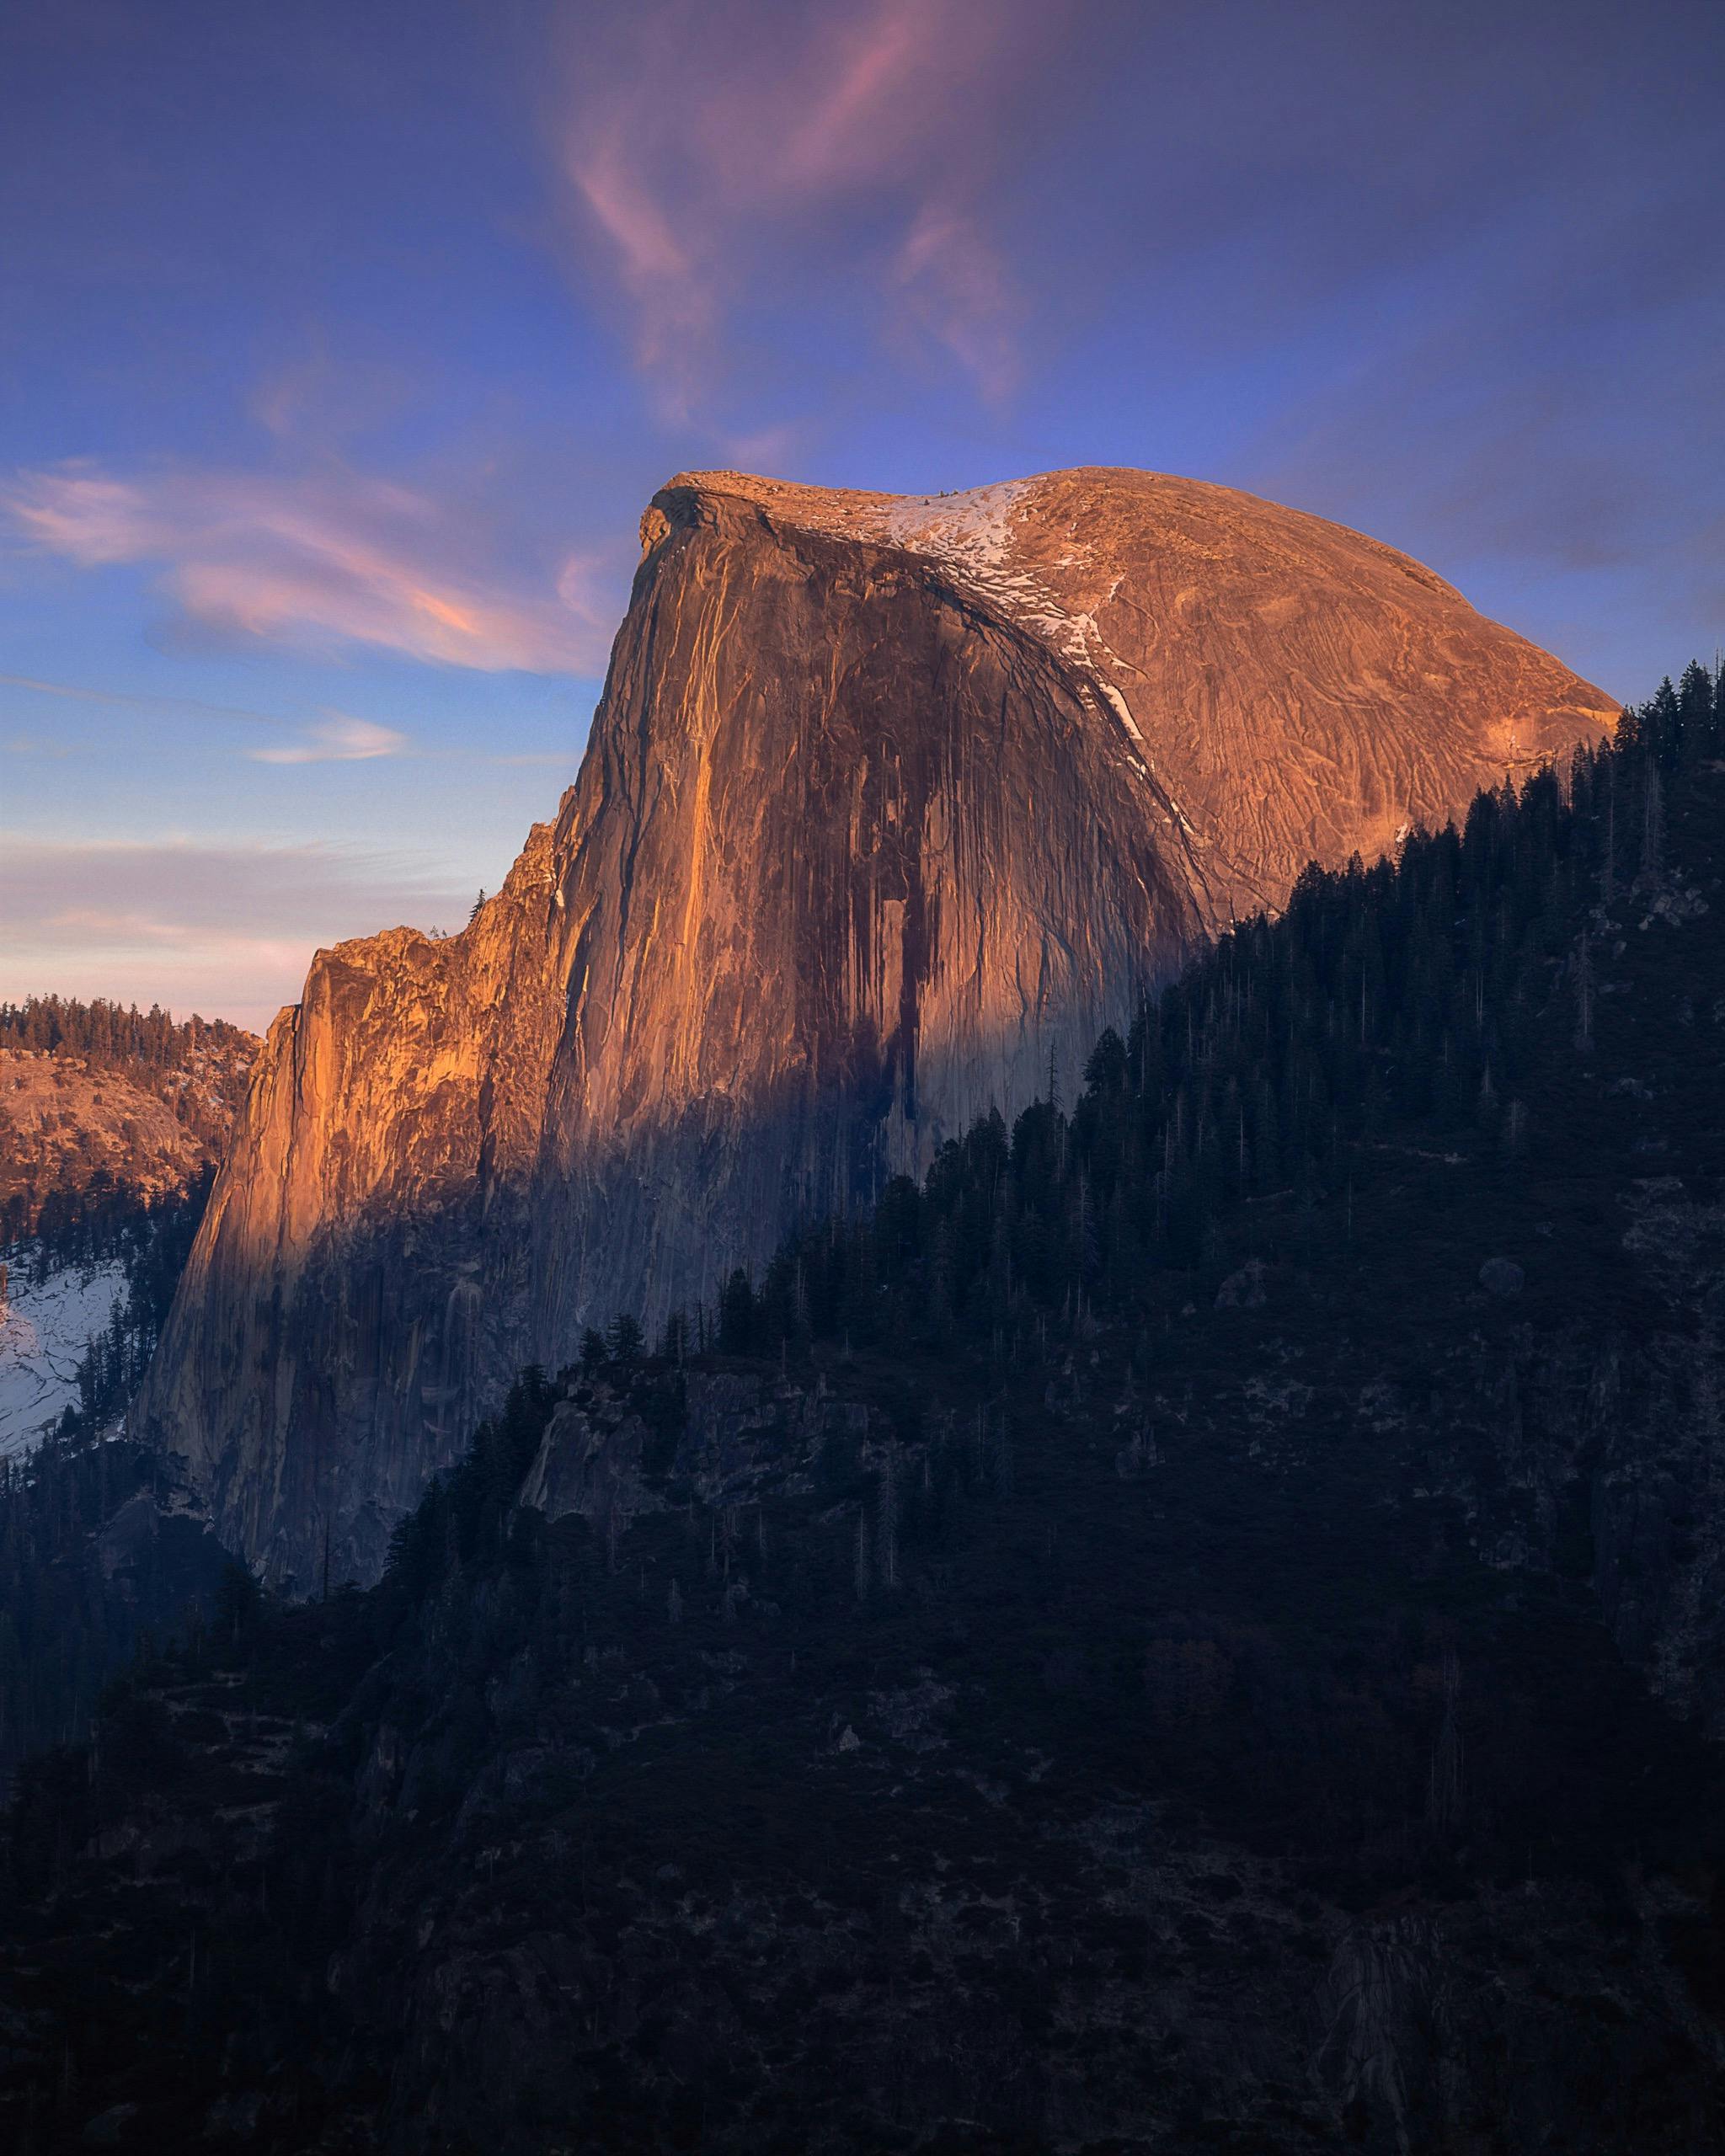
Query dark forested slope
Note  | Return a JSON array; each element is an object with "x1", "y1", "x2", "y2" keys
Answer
[
  {"x1": 4, "y1": 665, "x2": 1725, "y2": 2155},
  {"x1": 0, "y1": 1003, "x2": 255, "y2": 1772},
  {"x1": 0, "y1": 997, "x2": 254, "y2": 1479}
]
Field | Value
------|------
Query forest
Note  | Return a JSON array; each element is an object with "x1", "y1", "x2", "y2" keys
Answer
[{"x1": 676, "y1": 660, "x2": 1725, "y2": 1366}]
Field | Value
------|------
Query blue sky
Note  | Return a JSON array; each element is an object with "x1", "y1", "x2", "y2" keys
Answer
[{"x1": 3, "y1": 0, "x2": 1720, "y2": 1029}]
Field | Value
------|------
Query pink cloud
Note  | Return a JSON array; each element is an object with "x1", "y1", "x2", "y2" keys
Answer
[
  {"x1": 248, "y1": 712, "x2": 409, "y2": 765},
  {"x1": 5, "y1": 462, "x2": 616, "y2": 675},
  {"x1": 777, "y1": 1, "x2": 939, "y2": 187},
  {"x1": 556, "y1": 0, "x2": 1049, "y2": 419},
  {"x1": 568, "y1": 126, "x2": 716, "y2": 420},
  {"x1": 8, "y1": 471, "x2": 161, "y2": 563},
  {"x1": 573, "y1": 125, "x2": 697, "y2": 298}
]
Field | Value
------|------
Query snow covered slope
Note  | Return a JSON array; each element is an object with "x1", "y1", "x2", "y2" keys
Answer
[{"x1": 0, "y1": 1256, "x2": 127, "y2": 1456}]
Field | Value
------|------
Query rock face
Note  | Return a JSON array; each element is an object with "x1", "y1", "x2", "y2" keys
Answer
[{"x1": 136, "y1": 467, "x2": 1617, "y2": 1586}]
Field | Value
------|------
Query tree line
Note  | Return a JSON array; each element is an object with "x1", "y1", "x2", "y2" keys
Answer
[{"x1": 0, "y1": 994, "x2": 253, "y2": 1069}]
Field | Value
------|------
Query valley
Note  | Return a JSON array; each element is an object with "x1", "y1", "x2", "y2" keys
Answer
[{"x1": 3, "y1": 662, "x2": 1722, "y2": 2152}]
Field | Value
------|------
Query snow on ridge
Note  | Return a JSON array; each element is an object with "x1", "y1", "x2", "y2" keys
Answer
[
  {"x1": 875, "y1": 495, "x2": 1202, "y2": 831},
  {"x1": 876, "y1": 490, "x2": 1156, "y2": 759},
  {"x1": 873, "y1": 488, "x2": 1123, "y2": 677},
  {"x1": 0, "y1": 1252, "x2": 127, "y2": 1457},
  {"x1": 878, "y1": 478, "x2": 1032, "y2": 575},
  {"x1": 732, "y1": 472, "x2": 1172, "y2": 806}
]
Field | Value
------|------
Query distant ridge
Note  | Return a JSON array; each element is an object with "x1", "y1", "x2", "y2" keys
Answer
[{"x1": 0, "y1": 995, "x2": 257, "y2": 1246}]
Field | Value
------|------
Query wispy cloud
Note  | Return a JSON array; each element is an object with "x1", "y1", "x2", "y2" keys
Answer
[
  {"x1": 0, "y1": 670, "x2": 287, "y2": 728},
  {"x1": 4, "y1": 462, "x2": 616, "y2": 675},
  {"x1": 557, "y1": 0, "x2": 1049, "y2": 420},
  {"x1": 46, "y1": 907, "x2": 216, "y2": 945},
  {"x1": 0, "y1": 835, "x2": 474, "y2": 1032},
  {"x1": 893, "y1": 202, "x2": 1022, "y2": 407},
  {"x1": 248, "y1": 712, "x2": 410, "y2": 765},
  {"x1": 0, "y1": 669, "x2": 579, "y2": 770}
]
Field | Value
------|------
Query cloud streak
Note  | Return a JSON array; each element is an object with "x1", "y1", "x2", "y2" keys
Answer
[
  {"x1": 0, "y1": 670, "x2": 287, "y2": 728},
  {"x1": 557, "y1": 0, "x2": 1049, "y2": 418},
  {"x1": 4, "y1": 462, "x2": 617, "y2": 675},
  {"x1": 248, "y1": 712, "x2": 410, "y2": 764}
]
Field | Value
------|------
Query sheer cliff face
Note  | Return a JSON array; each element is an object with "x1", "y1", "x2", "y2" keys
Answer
[{"x1": 137, "y1": 469, "x2": 1617, "y2": 1587}]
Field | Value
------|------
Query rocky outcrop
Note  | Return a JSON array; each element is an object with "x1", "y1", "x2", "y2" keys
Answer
[
  {"x1": 0, "y1": 1034, "x2": 255, "y2": 1241},
  {"x1": 136, "y1": 467, "x2": 1617, "y2": 1587}
]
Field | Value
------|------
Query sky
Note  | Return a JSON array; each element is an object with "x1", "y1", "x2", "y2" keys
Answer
[{"x1": 2, "y1": 0, "x2": 1721, "y2": 1033}]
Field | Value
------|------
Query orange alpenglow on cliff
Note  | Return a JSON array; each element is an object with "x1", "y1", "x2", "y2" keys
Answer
[{"x1": 136, "y1": 467, "x2": 1618, "y2": 1587}]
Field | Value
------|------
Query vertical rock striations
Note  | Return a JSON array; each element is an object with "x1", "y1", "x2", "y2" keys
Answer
[{"x1": 136, "y1": 468, "x2": 1618, "y2": 1585}]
